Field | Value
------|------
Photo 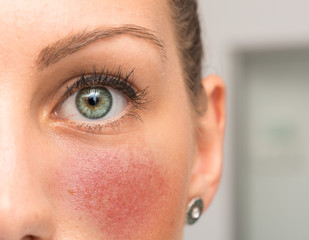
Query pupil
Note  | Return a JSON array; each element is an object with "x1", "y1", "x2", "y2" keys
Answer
[{"x1": 88, "y1": 95, "x2": 99, "y2": 106}]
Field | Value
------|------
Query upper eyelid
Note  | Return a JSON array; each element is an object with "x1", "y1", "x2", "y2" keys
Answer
[
  {"x1": 58, "y1": 69, "x2": 148, "y2": 110},
  {"x1": 64, "y1": 69, "x2": 136, "y2": 99}
]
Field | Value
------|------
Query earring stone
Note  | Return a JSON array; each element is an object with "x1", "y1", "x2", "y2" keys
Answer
[{"x1": 186, "y1": 198, "x2": 204, "y2": 225}]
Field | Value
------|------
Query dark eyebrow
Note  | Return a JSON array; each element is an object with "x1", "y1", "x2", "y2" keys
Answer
[{"x1": 36, "y1": 24, "x2": 166, "y2": 71}]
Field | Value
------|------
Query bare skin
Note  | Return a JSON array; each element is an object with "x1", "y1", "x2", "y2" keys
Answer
[{"x1": 0, "y1": 0, "x2": 226, "y2": 239}]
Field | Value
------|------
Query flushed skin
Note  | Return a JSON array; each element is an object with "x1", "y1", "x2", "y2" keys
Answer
[{"x1": 0, "y1": 0, "x2": 226, "y2": 239}]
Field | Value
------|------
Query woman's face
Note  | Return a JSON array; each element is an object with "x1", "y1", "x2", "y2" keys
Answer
[{"x1": 0, "y1": 0, "x2": 225, "y2": 239}]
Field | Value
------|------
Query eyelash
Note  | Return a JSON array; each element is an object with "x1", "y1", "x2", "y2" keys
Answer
[{"x1": 55, "y1": 67, "x2": 149, "y2": 133}]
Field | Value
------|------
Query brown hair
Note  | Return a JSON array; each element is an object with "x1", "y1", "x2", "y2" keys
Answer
[{"x1": 169, "y1": 0, "x2": 206, "y2": 113}]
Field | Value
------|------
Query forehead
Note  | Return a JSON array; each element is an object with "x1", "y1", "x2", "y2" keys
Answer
[
  {"x1": 0, "y1": 0, "x2": 172, "y2": 69},
  {"x1": 0, "y1": 0, "x2": 170, "y2": 29}
]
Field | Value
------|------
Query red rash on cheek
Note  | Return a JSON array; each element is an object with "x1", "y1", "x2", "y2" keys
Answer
[{"x1": 54, "y1": 147, "x2": 170, "y2": 238}]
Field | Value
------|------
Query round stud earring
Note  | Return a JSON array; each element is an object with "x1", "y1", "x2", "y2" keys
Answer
[{"x1": 186, "y1": 197, "x2": 204, "y2": 225}]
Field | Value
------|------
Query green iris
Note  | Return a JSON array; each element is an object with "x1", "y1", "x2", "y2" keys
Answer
[{"x1": 76, "y1": 87, "x2": 113, "y2": 119}]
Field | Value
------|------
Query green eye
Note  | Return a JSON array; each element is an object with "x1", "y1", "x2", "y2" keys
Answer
[{"x1": 75, "y1": 87, "x2": 113, "y2": 119}]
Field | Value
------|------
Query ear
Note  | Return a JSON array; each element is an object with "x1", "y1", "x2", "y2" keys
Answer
[{"x1": 187, "y1": 75, "x2": 226, "y2": 213}]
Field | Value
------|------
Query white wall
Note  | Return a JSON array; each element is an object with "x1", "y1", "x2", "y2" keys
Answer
[{"x1": 184, "y1": 1, "x2": 309, "y2": 240}]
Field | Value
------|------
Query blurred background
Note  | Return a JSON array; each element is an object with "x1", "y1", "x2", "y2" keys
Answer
[{"x1": 184, "y1": 0, "x2": 309, "y2": 239}]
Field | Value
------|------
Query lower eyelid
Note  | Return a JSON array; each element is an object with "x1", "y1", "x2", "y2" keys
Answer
[{"x1": 50, "y1": 109, "x2": 141, "y2": 135}]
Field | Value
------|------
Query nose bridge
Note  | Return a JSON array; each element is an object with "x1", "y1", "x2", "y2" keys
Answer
[
  {"x1": 0, "y1": 88, "x2": 31, "y2": 171},
  {"x1": 0, "y1": 75, "x2": 47, "y2": 179},
  {"x1": 0, "y1": 87, "x2": 54, "y2": 239}
]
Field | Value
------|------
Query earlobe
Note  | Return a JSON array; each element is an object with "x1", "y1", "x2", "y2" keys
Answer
[{"x1": 187, "y1": 74, "x2": 226, "y2": 214}]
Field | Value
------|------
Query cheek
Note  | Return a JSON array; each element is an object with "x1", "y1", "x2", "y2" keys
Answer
[{"x1": 53, "y1": 146, "x2": 172, "y2": 238}]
